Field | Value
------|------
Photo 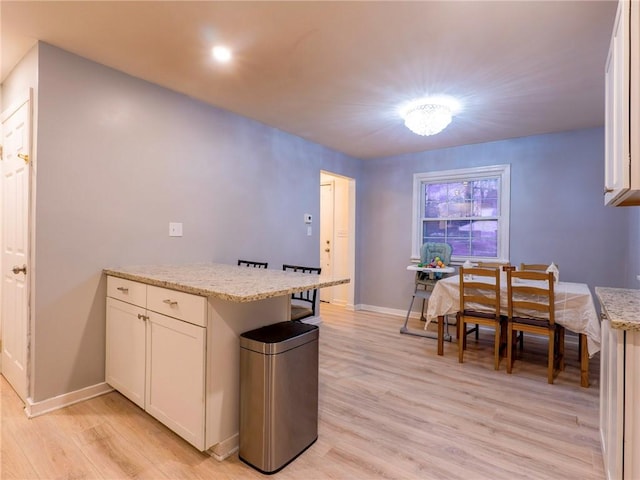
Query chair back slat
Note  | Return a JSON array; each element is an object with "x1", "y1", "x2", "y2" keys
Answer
[
  {"x1": 520, "y1": 262, "x2": 557, "y2": 272},
  {"x1": 477, "y1": 261, "x2": 511, "y2": 268}
]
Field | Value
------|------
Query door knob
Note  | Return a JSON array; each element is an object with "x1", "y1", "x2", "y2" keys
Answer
[
  {"x1": 12, "y1": 264, "x2": 27, "y2": 275},
  {"x1": 324, "y1": 248, "x2": 330, "y2": 253}
]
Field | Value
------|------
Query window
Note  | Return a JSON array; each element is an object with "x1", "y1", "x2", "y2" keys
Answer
[{"x1": 411, "y1": 165, "x2": 510, "y2": 263}]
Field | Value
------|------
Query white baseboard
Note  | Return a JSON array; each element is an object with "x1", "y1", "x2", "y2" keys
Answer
[
  {"x1": 355, "y1": 304, "x2": 458, "y2": 324},
  {"x1": 321, "y1": 301, "x2": 354, "y2": 310},
  {"x1": 356, "y1": 304, "x2": 410, "y2": 318},
  {"x1": 25, "y1": 382, "x2": 113, "y2": 418},
  {"x1": 301, "y1": 315, "x2": 322, "y2": 326},
  {"x1": 207, "y1": 433, "x2": 239, "y2": 461}
]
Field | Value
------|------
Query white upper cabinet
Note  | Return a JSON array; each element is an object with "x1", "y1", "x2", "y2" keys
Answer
[{"x1": 605, "y1": 0, "x2": 640, "y2": 206}]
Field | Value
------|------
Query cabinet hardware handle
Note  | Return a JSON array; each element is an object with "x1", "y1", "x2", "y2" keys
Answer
[
  {"x1": 163, "y1": 299, "x2": 178, "y2": 306},
  {"x1": 600, "y1": 313, "x2": 608, "y2": 320},
  {"x1": 604, "y1": 187, "x2": 614, "y2": 194},
  {"x1": 116, "y1": 287, "x2": 129, "y2": 293},
  {"x1": 137, "y1": 314, "x2": 148, "y2": 321}
]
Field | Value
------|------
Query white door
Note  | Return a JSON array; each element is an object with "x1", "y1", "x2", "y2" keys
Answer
[
  {"x1": 320, "y1": 182, "x2": 334, "y2": 302},
  {"x1": 1, "y1": 95, "x2": 32, "y2": 402}
]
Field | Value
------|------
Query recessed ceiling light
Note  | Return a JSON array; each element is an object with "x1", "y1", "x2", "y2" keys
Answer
[{"x1": 212, "y1": 45, "x2": 232, "y2": 63}]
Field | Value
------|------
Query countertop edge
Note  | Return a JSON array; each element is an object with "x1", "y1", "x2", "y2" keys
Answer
[
  {"x1": 595, "y1": 286, "x2": 640, "y2": 332},
  {"x1": 104, "y1": 268, "x2": 350, "y2": 303}
]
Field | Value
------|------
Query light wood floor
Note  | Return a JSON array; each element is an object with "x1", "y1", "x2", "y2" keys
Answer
[{"x1": 1, "y1": 304, "x2": 603, "y2": 479}]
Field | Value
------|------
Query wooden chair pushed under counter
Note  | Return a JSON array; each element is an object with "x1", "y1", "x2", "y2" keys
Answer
[
  {"x1": 506, "y1": 269, "x2": 565, "y2": 384},
  {"x1": 457, "y1": 266, "x2": 506, "y2": 370}
]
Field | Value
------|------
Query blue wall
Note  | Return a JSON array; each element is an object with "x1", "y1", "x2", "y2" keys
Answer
[
  {"x1": 29, "y1": 43, "x2": 361, "y2": 401},
  {"x1": 358, "y1": 128, "x2": 631, "y2": 312}
]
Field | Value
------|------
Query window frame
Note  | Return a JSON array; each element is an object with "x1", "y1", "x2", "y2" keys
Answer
[{"x1": 411, "y1": 164, "x2": 510, "y2": 264}]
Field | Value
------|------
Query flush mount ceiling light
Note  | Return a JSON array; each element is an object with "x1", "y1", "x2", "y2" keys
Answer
[{"x1": 400, "y1": 97, "x2": 460, "y2": 136}]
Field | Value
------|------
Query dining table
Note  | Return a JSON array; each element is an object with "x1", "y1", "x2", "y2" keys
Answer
[{"x1": 424, "y1": 272, "x2": 601, "y2": 387}]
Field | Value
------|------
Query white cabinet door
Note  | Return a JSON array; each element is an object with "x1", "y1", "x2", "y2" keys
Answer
[
  {"x1": 105, "y1": 297, "x2": 146, "y2": 409},
  {"x1": 145, "y1": 311, "x2": 206, "y2": 450},
  {"x1": 605, "y1": 0, "x2": 630, "y2": 205},
  {"x1": 605, "y1": 0, "x2": 640, "y2": 206}
]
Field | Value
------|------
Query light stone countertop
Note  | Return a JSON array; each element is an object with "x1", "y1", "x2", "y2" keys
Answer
[
  {"x1": 595, "y1": 286, "x2": 640, "y2": 331},
  {"x1": 104, "y1": 263, "x2": 350, "y2": 303}
]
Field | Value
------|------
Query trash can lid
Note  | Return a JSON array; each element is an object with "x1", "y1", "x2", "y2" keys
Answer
[{"x1": 240, "y1": 321, "x2": 318, "y2": 354}]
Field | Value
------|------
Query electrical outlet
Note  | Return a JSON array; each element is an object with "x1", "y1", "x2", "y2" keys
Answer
[
  {"x1": 637, "y1": 275, "x2": 640, "y2": 282},
  {"x1": 169, "y1": 222, "x2": 183, "y2": 237}
]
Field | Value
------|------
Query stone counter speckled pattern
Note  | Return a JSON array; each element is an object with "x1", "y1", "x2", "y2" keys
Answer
[
  {"x1": 595, "y1": 286, "x2": 640, "y2": 331},
  {"x1": 104, "y1": 263, "x2": 350, "y2": 303}
]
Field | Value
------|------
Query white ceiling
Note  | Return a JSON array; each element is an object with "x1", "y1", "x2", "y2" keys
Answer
[{"x1": 1, "y1": 1, "x2": 618, "y2": 160}]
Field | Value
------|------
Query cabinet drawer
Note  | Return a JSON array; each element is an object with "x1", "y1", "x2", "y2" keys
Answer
[
  {"x1": 107, "y1": 276, "x2": 146, "y2": 307},
  {"x1": 147, "y1": 285, "x2": 207, "y2": 327}
]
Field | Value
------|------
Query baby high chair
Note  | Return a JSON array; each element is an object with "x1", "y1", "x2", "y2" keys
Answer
[{"x1": 400, "y1": 242, "x2": 453, "y2": 338}]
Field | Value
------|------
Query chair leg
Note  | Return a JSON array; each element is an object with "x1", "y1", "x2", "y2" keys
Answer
[
  {"x1": 493, "y1": 323, "x2": 501, "y2": 370},
  {"x1": 559, "y1": 326, "x2": 565, "y2": 371},
  {"x1": 500, "y1": 321, "x2": 508, "y2": 358},
  {"x1": 458, "y1": 319, "x2": 465, "y2": 364},
  {"x1": 548, "y1": 329, "x2": 555, "y2": 384},
  {"x1": 475, "y1": 324, "x2": 479, "y2": 340},
  {"x1": 506, "y1": 323, "x2": 514, "y2": 374}
]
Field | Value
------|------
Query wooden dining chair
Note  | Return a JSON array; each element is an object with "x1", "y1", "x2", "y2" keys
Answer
[
  {"x1": 237, "y1": 259, "x2": 268, "y2": 268},
  {"x1": 282, "y1": 264, "x2": 321, "y2": 321},
  {"x1": 457, "y1": 266, "x2": 505, "y2": 370},
  {"x1": 506, "y1": 269, "x2": 565, "y2": 384}
]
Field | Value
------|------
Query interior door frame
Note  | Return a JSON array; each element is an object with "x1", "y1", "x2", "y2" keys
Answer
[
  {"x1": 319, "y1": 180, "x2": 335, "y2": 302},
  {"x1": 319, "y1": 170, "x2": 355, "y2": 309}
]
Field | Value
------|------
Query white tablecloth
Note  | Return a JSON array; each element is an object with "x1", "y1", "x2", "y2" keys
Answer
[{"x1": 425, "y1": 274, "x2": 601, "y2": 356}]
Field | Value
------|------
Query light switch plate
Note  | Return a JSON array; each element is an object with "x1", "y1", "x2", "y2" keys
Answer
[
  {"x1": 169, "y1": 222, "x2": 183, "y2": 237},
  {"x1": 307, "y1": 226, "x2": 312, "y2": 236}
]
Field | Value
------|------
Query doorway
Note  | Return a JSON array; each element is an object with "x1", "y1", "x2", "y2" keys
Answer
[{"x1": 319, "y1": 171, "x2": 355, "y2": 309}]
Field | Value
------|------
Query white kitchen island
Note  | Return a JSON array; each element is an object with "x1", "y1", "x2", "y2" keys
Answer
[{"x1": 103, "y1": 263, "x2": 349, "y2": 460}]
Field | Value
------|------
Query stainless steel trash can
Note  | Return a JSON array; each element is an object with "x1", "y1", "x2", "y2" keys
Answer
[{"x1": 239, "y1": 321, "x2": 319, "y2": 474}]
